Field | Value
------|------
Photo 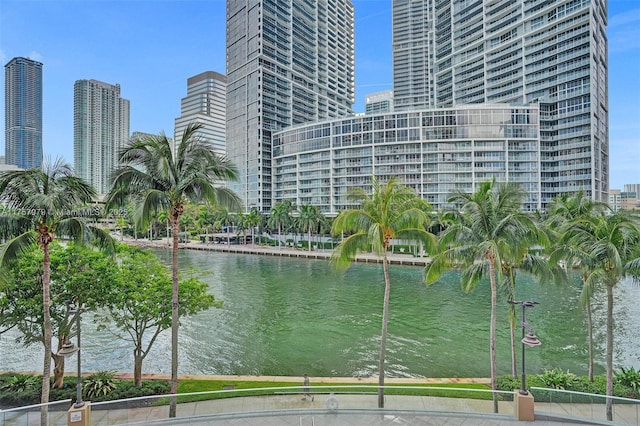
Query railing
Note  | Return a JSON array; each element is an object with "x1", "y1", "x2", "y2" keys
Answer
[
  {"x1": 1, "y1": 386, "x2": 515, "y2": 425},
  {"x1": 6, "y1": 386, "x2": 638, "y2": 425},
  {"x1": 0, "y1": 399, "x2": 72, "y2": 426},
  {"x1": 531, "y1": 386, "x2": 640, "y2": 425}
]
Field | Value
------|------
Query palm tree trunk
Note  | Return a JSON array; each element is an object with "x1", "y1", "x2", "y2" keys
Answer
[
  {"x1": 41, "y1": 242, "x2": 52, "y2": 426},
  {"x1": 510, "y1": 318, "x2": 517, "y2": 378},
  {"x1": 488, "y1": 255, "x2": 499, "y2": 414},
  {"x1": 606, "y1": 284, "x2": 614, "y2": 421},
  {"x1": 378, "y1": 255, "x2": 391, "y2": 409},
  {"x1": 587, "y1": 297, "x2": 594, "y2": 382},
  {"x1": 308, "y1": 229, "x2": 312, "y2": 251},
  {"x1": 169, "y1": 216, "x2": 180, "y2": 418}
]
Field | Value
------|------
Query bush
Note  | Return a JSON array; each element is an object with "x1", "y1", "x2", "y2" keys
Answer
[
  {"x1": 539, "y1": 368, "x2": 576, "y2": 390},
  {"x1": 84, "y1": 371, "x2": 119, "y2": 399},
  {"x1": 0, "y1": 374, "x2": 40, "y2": 393},
  {"x1": 107, "y1": 380, "x2": 170, "y2": 401},
  {"x1": 615, "y1": 366, "x2": 640, "y2": 392},
  {"x1": 496, "y1": 375, "x2": 519, "y2": 392}
]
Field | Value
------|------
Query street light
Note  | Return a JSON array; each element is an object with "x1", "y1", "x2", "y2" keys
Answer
[
  {"x1": 57, "y1": 301, "x2": 86, "y2": 408},
  {"x1": 508, "y1": 300, "x2": 541, "y2": 395}
]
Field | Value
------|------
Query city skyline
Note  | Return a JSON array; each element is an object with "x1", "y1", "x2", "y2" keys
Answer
[{"x1": 0, "y1": 0, "x2": 638, "y2": 189}]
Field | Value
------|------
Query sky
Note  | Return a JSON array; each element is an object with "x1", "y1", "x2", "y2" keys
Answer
[{"x1": 0, "y1": 0, "x2": 638, "y2": 189}]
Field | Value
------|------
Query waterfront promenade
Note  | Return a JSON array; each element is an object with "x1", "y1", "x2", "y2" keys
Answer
[{"x1": 124, "y1": 235, "x2": 431, "y2": 266}]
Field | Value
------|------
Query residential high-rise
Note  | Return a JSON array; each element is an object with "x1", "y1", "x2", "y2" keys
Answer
[
  {"x1": 174, "y1": 71, "x2": 227, "y2": 156},
  {"x1": 226, "y1": 0, "x2": 355, "y2": 212},
  {"x1": 73, "y1": 79, "x2": 130, "y2": 194},
  {"x1": 4, "y1": 57, "x2": 43, "y2": 169},
  {"x1": 365, "y1": 90, "x2": 394, "y2": 114},
  {"x1": 392, "y1": 0, "x2": 609, "y2": 204}
]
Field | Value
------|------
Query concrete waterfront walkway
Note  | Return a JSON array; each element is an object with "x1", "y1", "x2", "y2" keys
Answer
[
  {"x1": 2, "y1": 374, "x2": 630, "y2": 425},
  {"x1": 124, "y1": 236, "x2": 431, "y2": 266},
  {"x1": 28, "y1": 393, "x2": 595, "y2": 426}
]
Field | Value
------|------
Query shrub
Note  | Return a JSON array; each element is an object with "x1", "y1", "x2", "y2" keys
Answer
[
  {"x1": 615, "y1": 366, "x2": 640, "y2": 392},
  {"x1": 83, "y1": 371, "x2": 119, "y2": 399},
  {"x1": 540, "y1": 368, "x2": 576, "y2": 390},
  {"x1": 0, "y1": 374, "x2": 39, "y2": 393},
  {"x1": 496, "y1": 375, "x2": 519, "y2": 392},
  {"x1": 107, "y1": 380, "x2": 170, "y2": 401}
]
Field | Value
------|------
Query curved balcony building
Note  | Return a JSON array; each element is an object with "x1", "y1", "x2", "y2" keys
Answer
[{"x1": 272, "y1": 104, "x2": 541, "y2": 214}]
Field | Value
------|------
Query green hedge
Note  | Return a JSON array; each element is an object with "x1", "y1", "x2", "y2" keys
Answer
[
  {"x1": 0, "y1": 374, "x2": 170, "y2": 408},
  {"x1": 497, "y1": 373, "x2": 638, "y2": 402}
]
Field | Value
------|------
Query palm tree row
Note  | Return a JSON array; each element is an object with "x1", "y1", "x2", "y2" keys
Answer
[{"x1": 331, "y1": 177, "x2": 640, "y2": 420}]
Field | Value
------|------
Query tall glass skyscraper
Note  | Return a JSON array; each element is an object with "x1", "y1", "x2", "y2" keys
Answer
[
  {"x1": 4, "y1": 57, "x2": 43, "y2": 169},
  {"x1": 392, "y1": 0, "x2": 608, "y2": 204},
  {"x1": 73, "y1": 79, "x2": 130, "y2": 195},
  {"x1": 174, "y1": 71, "x2": 227, "y2": 157},
  {"x1": 226, "y1": 0, "x2": 355, "y2": 212}
]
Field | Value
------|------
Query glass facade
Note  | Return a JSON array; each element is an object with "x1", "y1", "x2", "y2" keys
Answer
[
  {"x1": 392, "y1": 0, "x2": 609, "y2": 204},
  {"x1": 273, "y1": 105, "x2": 541, "y2": 213},
  {"x1": 73, "y1": 80, "x2": 130, "y2": 195},
  {"x1": 226, "y1": 0, "x2": 355, "y2": 212},
  {"x1": 4, "y1": 57, "x2": 43, "y2": 169},
  {"x1": 174, "y1": 71, "x2": 227, "y2": 157}
]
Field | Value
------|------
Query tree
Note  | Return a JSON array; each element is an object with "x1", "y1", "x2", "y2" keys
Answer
[
  {"x1": 105, "y1": 122, "x2": 239, "y2": 417},
  {"x1": 97, "y1": 245, "x2": 220, "y2": 386},
  {"x1": 547, "y1": 191, "x2": 609, "y2": 382},
  {"x1": 499, "y1": 224, "x2": 564, "y2": 378},
  {"x1": 331, "y1": 176, "x2": 436, "y2": 408},
  {"x1": 0, "y1": 243, "x2": 119, "y2": 388},
  {"x1": 246, "y1": 208, "x2": 261, "y2": 245},
  {"x1": 298, "y1": 204, "x2": 322, "y2": 251},
  {"x1": 268, "y1": 201, "x2": 294, "y2": 249},
  {"x1": 560, "y1": 211, "x2": 640, "y2": 420},
  {"x1": 0, "y1": 159, "x2": 113, "y2": 425},
  {"x1": 424, "y1": 180, "x2": 537, "y2": 412}
]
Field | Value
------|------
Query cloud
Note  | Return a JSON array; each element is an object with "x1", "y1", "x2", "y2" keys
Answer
[
  {"x1": 609, "y1": 8, "x2": 640, "y2": 27},
  {"x1": 608, "y1": 8, "x2": 640, "y2": 53}
]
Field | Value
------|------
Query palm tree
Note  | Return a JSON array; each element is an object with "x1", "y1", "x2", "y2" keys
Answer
[
  {"x1": 499, "y1": 225, "x2": 564, "y2": 378},
  {"x1": 331, "y1": 176, "x2": 436, "y2": 408},
  {"x1": 268, "y1": 200, "x2": 294, "y2": 249},
  {"x1": 106, "y1": 122, "x2": 239, "y2": 417},
  {"x1": 246, "y1": 208, "x2": 261, "y2": 245},
  {"x1": 560, "y1": 211, "x2": 640, "y2": 420},
  {"x1": 0, "y1": 158, "x2": 113, "y2": 425},
  {"x1": 298, "y1": 204, "x2": 322, "y2": 251},
  {"x1": 547, "y1": 191, "x2": 609, "y2": 381},
  {"x1": 425, "y1": 180, "x2": 537, "y2": 412}
]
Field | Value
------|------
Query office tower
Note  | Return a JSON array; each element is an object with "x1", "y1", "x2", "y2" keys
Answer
[
  {"x1": 226, "y1": 0, "x2": 355, "y2": 212},
  {"x1": 73, "y1": 79, "x2": 130, "y2": 195},
  {"x1": 392, "y1": 0, "x2": 609, "y2": 204},
  {"x1": 4, "y1": 57, "x2": 43, "y2": 169},
  {"x1": 174, "y1": 71, "x2": 227, "y2": 156},
  {"x1": 365, "y1": 90, "x2": 394, "y2": 114}
]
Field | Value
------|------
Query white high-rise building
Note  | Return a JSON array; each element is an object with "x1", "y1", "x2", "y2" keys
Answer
[
  {"x1": 392, "y1": 0, "x2": 609, "y2": 204},
  {"x1": 73, "y1": 79, "x2": 130, "y2": 194},
  {"x1": 174, "y1": 71, "x2": 227, "y2": 156},
  {"x1": 226, "y1": 0, "x2": 355, "y2": 212}
]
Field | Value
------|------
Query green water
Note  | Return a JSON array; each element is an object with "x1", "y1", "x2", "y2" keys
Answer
[
  {"x1": 154, "y1": 249, "x2": 638, "y2": 378},
  {"x1": 2, "y1": 249, "x2": 639, "y2": 378}
]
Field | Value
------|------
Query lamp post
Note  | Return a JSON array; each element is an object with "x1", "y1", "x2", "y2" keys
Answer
[
  {"x1": 57, "y1": 301, "x2": 86, "y2": 408},
  {"x1": 508, "y1": 300, "x2": 541, "y2": 395}
]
